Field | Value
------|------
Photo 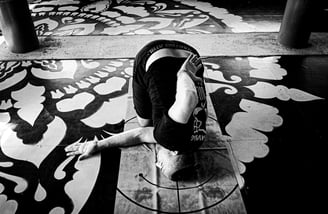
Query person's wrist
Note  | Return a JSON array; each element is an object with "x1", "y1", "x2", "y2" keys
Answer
[
  {"x1": 177, "y1": 68, "x2": 187, "y2": 76},
  {"x1": 93, "y1": 140, "x2": 100, "y2": 152}
]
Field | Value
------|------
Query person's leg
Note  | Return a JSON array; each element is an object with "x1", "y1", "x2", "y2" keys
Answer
[
  {"x1": 168, "y1": 54, "x2": 203, "y2": 124},
  {"x1": 132, "y1": 41, "x2": 161, "y2": 127},
  {"x1": 153, "y1": 52, "x2": 207, "y2": 153}
]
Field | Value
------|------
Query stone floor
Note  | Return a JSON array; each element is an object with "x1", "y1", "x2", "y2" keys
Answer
[{"x1": 0, "y1": 0, "x2": 327, "y2": 214}]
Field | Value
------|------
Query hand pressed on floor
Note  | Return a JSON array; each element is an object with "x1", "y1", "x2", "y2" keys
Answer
[{"x1": 65, "y1": 140, "x2": 98, "y2": 161}]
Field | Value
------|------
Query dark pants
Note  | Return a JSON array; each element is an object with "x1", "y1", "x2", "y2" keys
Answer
[{"x1": 132, "y1": 40, "x2": 207, "y2": 152}]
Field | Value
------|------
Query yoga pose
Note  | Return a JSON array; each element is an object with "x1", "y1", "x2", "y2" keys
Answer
[{"x1": 65, "y1": 40, "x2": 207, "y2": 180}]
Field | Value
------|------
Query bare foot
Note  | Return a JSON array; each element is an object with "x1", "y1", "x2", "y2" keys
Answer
[{"x1": 168, "y1": 54, "x2": 204, "y2": 124}]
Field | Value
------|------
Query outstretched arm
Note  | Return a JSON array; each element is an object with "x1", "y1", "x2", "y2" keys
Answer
[{"x1": 65, "y1": 127, "x2": 156, "y2": 160}]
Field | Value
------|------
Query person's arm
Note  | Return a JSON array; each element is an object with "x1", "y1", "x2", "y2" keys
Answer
[{"x1": 65, "y1": 127, "x2": 156, "y2": 160}]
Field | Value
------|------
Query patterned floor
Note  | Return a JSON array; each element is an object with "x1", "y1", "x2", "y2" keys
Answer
[
  {"x1": 28, "y1": 0, "x2": 282, "y2": 36},
  {"x1": 0, "y1": 0, "x2": 327, "y2": 214}
]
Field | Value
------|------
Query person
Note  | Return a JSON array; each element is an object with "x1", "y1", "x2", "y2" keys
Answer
[{"x1": 65, "y1": 40, "x2": 207, "y2": 181}]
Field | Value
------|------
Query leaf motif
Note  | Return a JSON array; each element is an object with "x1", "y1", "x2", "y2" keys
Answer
[
  {"x1": 12, "y1": 83, "x2": 45, "y2": 126},
  {"x1": 206, "y1": 83, "x2": 238, "y2": 95},
  {"x1": 289, "y1": 88, "x2": 324, "y2": 102}
]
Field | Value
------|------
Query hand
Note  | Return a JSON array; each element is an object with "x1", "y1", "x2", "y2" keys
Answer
[
  {"x1": 178, "y1": 53, "x2": 203, "y2": 82},
  {"x1": 65, "y1": 140, "x2": 98, "y2": 161}
]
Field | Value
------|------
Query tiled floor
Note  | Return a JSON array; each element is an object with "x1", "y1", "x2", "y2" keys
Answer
[{"x1": 1, "y1": 0, "x2": 327, "y2": 213}]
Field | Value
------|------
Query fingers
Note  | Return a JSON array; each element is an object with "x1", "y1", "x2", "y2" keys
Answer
[
  {"x1": 192, "y1": 56, "x2": 203, "y2": 69},
  {"x1": 65, "y1": 142, "x2": 79, "y2": 152},
  {"x1": 190, "y1": 54, "x2": 200, "y2": 64},
  {"x1": 187, "y1": 54, "x2": 203, "y2": 71},
  {"x1": 65, "y1": 142, "x2": 84, "y2": 156},
  {"x1": 66, "y1": 150, "x2": 82, "y2": 157},
  {"x1": 79, "y1": 154, "x2": 89, "y2": 161}
]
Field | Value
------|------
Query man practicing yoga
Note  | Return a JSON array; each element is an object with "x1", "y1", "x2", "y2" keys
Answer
[{"x1": 65, "y1": 40, "x2": 207, "y2": 181}]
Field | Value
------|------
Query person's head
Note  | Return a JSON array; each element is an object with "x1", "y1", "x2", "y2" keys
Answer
[{"x1": 155, "y1": 144, "x2": 199, "y2": 181}]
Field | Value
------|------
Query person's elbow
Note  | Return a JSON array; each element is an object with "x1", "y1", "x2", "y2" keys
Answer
[{"x1": 136, "y1": 127, "x2": 156, "y2": 144}]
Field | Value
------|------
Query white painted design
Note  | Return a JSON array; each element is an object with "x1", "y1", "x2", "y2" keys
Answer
[
  {"x1": 55, "y1": 156, "x2": 74, "y2": 180},
  {"x1": 34, "y1": 183, "x2": 47, "y2": 202},
  {"x1": 0, "y1": 121, "x2": 11, "y2": 142},
  {"x1": 138, "y1": 17, "x2": 173, "y2": 30},
  {"x1": 0, "y1": 162, "x2": 13, "y2": 168},
  {"x1": 206, "y1": 83, "x2": 238, "y2": 95},
  {"x1": 64, "y1": 143, "x2": 101, "y2": 214},
  {"x1": 102, "y1": 65, "x2": 117, "y2": 73},
  {"x1": 34, "y1": 60, "x2": 58, "y2": 70},
  {"x1": 1, "y1": 116, "x2": 66, "y2": 168},
  {"x1": 34, "y1": 18, "x2": 59, "y2": 35},
  {"x1": 82, "y1": 0, "x2": 111, "y2": 13},
  {"x1": 81, "y1": 60, "x2": 100, "y2": 69},
  {"x1": 115, "y1": 5, "x2": 149, "y2": 17},
  {"x1": 81, "y1": 94, "x2": 128, "y2": 128},
  {"x1": 101, "y1": 11, "x2": 121, "y2": 18},
  {"x1": 124, "y1": 67, "x2": 133, "y2": 76},
  {"x1": 0, "y1": 171, "x2": 28, "y2": 193},
  {"x1": 204, "y1": 63, "x2": 242, "y2": 84},
  {"x1": 58, "y1": 6, "x2": 79, "y2": 11},
  {"x1": 32, "y1": 60, "x2": 78, "y2": 80},
  {"x1": 0, "y1": 60, "x2": 130, "y2": 213},
  {"x1": 108, "y1": 61, "x2": 123, "y2": 68},
  {"x1": 49, "y1": 207, "x2": 65, "y2": 214},
  {"x1": 248, "y1": 57, "x2": 286, "y2": 80},
  {"x1": 30, "y1": 0, "x2": 80, "y2": 13},
  {"x1": 63, "y1": 85, "x2": 78, "y2": 94},
  {"x1": 0, "y1": 61, "x2": 20, "y2": 74},
  {"x1": 180, "y1": 15, "x2": 210, "y2": 29},
  {"x1": 54, "y1": 23, "x2": 97, "y2": 36},
  {"x1": 93, "y1": 77, "x2": 126, "y2": 95},
  {"x1": 0, "y1": 195, "x2": 18, "y2": 214},
  {"x1": 56, "y1": 92, "x2": 95, "y2": 112},
  {"x1": 0, "y1": 36, "x2": 4, "y2": 45},
  {"x1": 76, "y1": 80, "x2": 91, "y2": 89},
  {"x1": 51, "y1": 89, "x2": 65, "y2": 99},
  {"x1": 0, "y1": 183, "x2": 3, "y2": 193},
  {"x1": 288, "y1": 88, "x2": 325, "y2": 101},
  {"x1": 205, "y1": 58, "x2": 325, "y2": 178},
  {"x1": 11, "y1": 83, "x2": 45, "y2": 126},
  {"x1": 116, "y1": 16, "x2": 136, "y2": 24},
  {"x1": 226, "y1": 99, "x2": 283, "y2": 173},
  {"x1": 175, "y1": 0, "x2": 256, "y2": 32},
  {"x1": 246, "y1": 82, "x2": 324, "y2": 101},
  {"x1": 32, "y1": 6, "x2": 53, "y2": 12},
  {"x1": 0, "y1": 113, "x2": 10, "y2": 124},
  {"x1": 95, "y1": 71, "x2": 109, "y2": 78},
  {"x1": 30, "y1": 0, "x2": 270, "y2": 36},
  {"x1": 0, "y1": 70, "x2": 27, "y2": 91},
  {"x1": 62, "y1": 17, "x2": 85, "y2": 25},
  {"x1": 85, "y1": 76, "x2": 100, "y2": 84}
]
